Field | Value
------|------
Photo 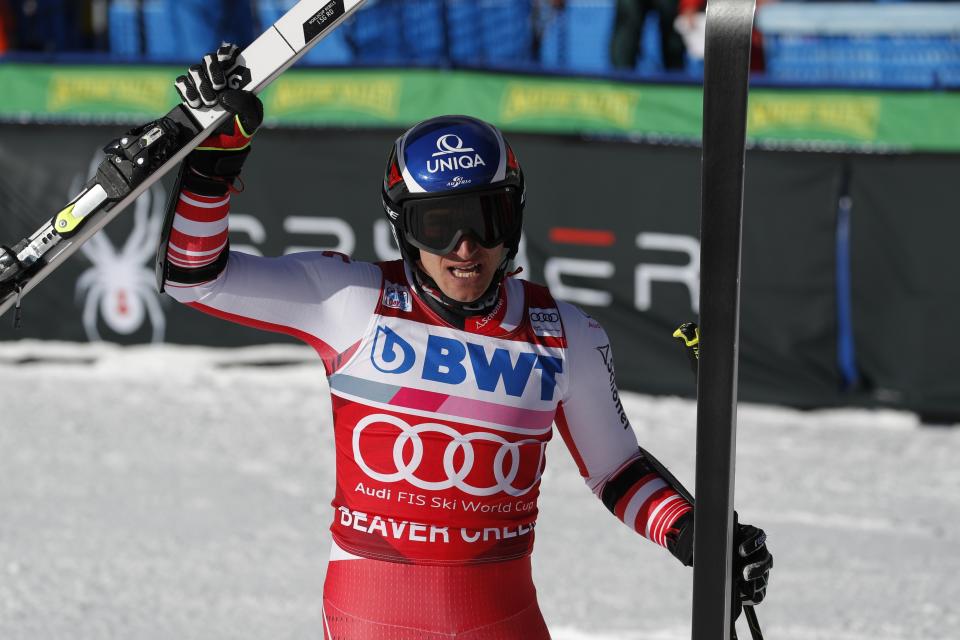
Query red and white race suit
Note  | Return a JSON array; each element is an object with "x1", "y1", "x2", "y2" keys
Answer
[{"x1": 164, "y1": 188, "x2": 692, "y2": 638}]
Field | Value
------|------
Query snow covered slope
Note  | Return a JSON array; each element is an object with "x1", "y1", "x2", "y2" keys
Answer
[{"x1": 0, "y1": 342, "x2": 956, "y2": 639}]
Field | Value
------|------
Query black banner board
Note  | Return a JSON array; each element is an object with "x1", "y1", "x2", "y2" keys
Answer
[
  {"x1": 1, "y1": 124, "x2": 955, "y2": 415},
  {"x1": 849, "y1": 154, "x2": 960, "y2": 418}
]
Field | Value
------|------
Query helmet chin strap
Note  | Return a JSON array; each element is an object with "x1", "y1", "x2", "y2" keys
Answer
[
  {"x1": 408, "y1": 254, "x2": 510, "y2": 328},
  {"x1": 391, "y1": 225, "x2": 513, "y2": 328}
]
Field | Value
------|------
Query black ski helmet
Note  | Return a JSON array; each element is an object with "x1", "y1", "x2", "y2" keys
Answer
[{"x1": 382, "y1": 115, "x2": 525, "y2": 266}]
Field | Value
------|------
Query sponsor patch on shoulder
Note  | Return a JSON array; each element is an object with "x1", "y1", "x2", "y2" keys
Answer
[
  {"x1": 529, "y1": 307, "x2": 562, "y2": 337},
  {"x1": 383, "y1": 282, "x2": 412, "y2": 312}
]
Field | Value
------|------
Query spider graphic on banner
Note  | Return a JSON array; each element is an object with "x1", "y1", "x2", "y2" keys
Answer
[{"x1": 71, "y1": 151, "x2": 168, "y2": 343}]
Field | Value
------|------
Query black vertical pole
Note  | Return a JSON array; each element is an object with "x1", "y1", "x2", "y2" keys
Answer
[
  {"x1": 691, "y1": 1, "x2": 755, "y2": 640},
  {"x1": 135, "y1": 0, "x2": 147, "y2": 58},
  {"x1": 440, "y1": 0, "x2": 452, "y2": 64}
]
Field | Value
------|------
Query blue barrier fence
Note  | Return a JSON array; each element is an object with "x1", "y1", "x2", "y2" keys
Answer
[{"x1": 4, "y1": 0, "x2": 960, "y2": 89}]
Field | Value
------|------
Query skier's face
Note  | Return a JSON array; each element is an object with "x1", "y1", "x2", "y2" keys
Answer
[{"x1": 417, "y1": 236, "x2": 505, "y2": 303}]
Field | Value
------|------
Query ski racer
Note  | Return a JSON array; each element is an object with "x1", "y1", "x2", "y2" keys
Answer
[{"x1": 146, "y1": 46, "x2": 773, "y2": 638}]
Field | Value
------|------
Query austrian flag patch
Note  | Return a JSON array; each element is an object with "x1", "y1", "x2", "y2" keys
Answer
[{"x1": 383, "y1": 282, "x2": 413, "y2": 312}]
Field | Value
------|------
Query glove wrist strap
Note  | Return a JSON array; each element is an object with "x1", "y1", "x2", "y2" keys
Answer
[{"x1": 182, "y1": 167, "x2": 231, "y2": 197}]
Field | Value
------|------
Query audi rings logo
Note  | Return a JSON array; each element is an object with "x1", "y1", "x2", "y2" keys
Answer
[
  {"x1": 529, "y1": 312, "x2": 560, "y2": 323},
  {"x1": 529, "y1": 307, "x2": 562, "y2": 338},
  {"x1": 352, "y1": 414, "x2": 547, "y2": 497},
  {"x1": 432, "y1": 134, "x2": 475, "y2": 157}
]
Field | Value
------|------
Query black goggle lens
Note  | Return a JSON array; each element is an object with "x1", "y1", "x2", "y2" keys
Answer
[{"x1": 402, "y1": 189, "x2": 520, "y2": 255}]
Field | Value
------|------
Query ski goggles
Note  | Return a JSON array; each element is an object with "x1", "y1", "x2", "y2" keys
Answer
[{"x1": 401, "y1": 188, "x2": 521, "y2": 256}]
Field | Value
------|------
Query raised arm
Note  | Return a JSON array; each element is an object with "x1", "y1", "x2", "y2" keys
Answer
[{"x1": 154, "y1": 45, "x2": 382, "y2": 372}]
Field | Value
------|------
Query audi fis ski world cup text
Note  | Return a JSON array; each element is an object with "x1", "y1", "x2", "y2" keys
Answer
[{"x1": 371, "y1": 490, "x2": 536, "y2": 515}]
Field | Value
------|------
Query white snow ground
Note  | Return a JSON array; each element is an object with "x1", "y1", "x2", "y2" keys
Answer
[{"x1": 0, "y1": 341, "x2": 957, "y2": 640}]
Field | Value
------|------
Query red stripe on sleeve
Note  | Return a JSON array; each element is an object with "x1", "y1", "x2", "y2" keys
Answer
[
  {"x1": 176, "y1": 194, "x2": 230, "y2": 222},
  {"x1": 187, "y1": 301, "x2": 342, "y2": 375},
  {"x1": 613, "y1": 473, "x2": 658, "y2": 522},
  {"x1": 652, "y1": 498, "x2": 691, "y2": 546},
  {"x1": 633, "y1": 486, "x2": 677, "y2": 535},
  {"x1": 182, "y1": 191, "x2": 226, "y2": 203},
  {"x1": 329, "y1": 340, "x2": 362, "y2": 375},
  {"x1": 554, "y1": 404, "x2": 588, "y2": 477},
  {"x1": 166, "y1": 247, "x2": 221, "y2": 268},
  {"x1": 663, "y1": 504, "x2": 693, "y2": 546},
  {"x1": 169, "y1": 227, "x2": 228, "y2": 254},
  {"x1": 661, "y1": 503, "x2": 694, "y2": 543}
]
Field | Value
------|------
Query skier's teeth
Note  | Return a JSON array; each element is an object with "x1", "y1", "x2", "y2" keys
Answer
[{"x1": 450, "y1": 264, "x2": 480, "y2": 278}]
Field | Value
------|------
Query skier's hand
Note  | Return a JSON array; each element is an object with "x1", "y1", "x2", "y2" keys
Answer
[
  {"x1": 180, "y1": 88, "x2": 263, "y2": 196},
  {"x1": 175, "y1": 45, "x2": 264, "y2": 196},
  {"x1": 666, "y1": 510, "x2": 694, "y2": 566},
  {"x1": 733, "y1": 522, "x2": 773, "y2": 618},
  {"x1": 175, "y1": 43, "x2": 246, "y2": 109},
  {"x1": 174, "y1": 43, "x2": 264, "y2": 142}
]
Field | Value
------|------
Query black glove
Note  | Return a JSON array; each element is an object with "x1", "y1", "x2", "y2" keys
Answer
[
  {"x1": 666, "y1": 513, "x2": 772, "y2": 621},
  {"x1": 667, "y1": 510, "x2": 695, "y2": 567},
  {"x1": 175, "y1": 43, "x2": 245, "y2": 109},
  {"x1": 174, "y1": 44, "x2": 264, "y2": 196},
  {"x1": 734, "y1": 522, "x2": 772, "y2": 608}
]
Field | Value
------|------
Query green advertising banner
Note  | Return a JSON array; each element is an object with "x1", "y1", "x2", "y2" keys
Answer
[{"x1": 2, "y1": 63, "x2": 959, "y2": 152}]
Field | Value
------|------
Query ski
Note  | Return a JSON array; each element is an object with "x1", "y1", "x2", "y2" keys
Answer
[
  {"x1": 0, "y1": 0, "x2": 367, "y2": 321},
  {"x1": 690, "y1": 1, "x2": 756, "y2": 640},
  {"x1": 641, "y1": 324, "x2": 765, "y2": 640},
  {"x1": 673, "y1": 322, "x2": 765, "y2": 640}
]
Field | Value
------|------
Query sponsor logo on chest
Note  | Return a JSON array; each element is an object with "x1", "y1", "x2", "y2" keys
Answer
[
  {"x1": 382, "y1": 281, "x2": 413, "y2": 312},
  {"x1": 368, "y1": 323, "x2": 563, "y2": 402},
  {"x1": 529, "y1": 307, "x2": 562, "y2": 337}
]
